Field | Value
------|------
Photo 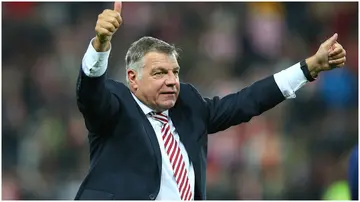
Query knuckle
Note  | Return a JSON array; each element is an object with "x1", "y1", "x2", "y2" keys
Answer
[
  {"x1": 106, "y1": 17, "x2": 115, "y2": 25},
  {"x1": 108, "y1": 22, "x2": 115, "y2": 29},
  {"x1": 101, "y1": 29, "x2": 109, "y2": 35},
  {"x1": 111, "y1": 18, "x2": 118, "y2": 25},
  {"x1": 112, "y1": 10, "x2": 119, "y2": 16},
  {"x1": 104, "y1": 27, "x2": 112, "y2": 32},
  {"x1": 106, "y1": 31, "x2": 112, "y2": 36},
  {"x1": 95, "y1": 25, "x2": 102, "y2": 31},
  {"x1": 100, "y1": 29, "x2": 107, "y2": 35},
  {"x1": 97, "y1": 22, "x2": 105, "y2": 29}
]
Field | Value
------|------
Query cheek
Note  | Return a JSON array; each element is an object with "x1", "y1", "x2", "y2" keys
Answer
[{"x1": 147, "y1": 81, "x2": 163, "y2": 95}]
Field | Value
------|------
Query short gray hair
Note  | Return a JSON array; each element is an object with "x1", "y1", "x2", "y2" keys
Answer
[{"x1": 125, "y1": 36, "x2": 179, "y2": 84}]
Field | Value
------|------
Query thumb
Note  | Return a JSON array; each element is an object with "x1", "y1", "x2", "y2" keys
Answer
[
  {"x1": 114, "y1": 1, "x2": 122, "y2": 15},
  {"x1": 323, "y1": 33, "x2": 338, "y2": 49}
]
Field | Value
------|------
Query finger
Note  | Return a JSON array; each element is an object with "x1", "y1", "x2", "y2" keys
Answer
[
  {"x1": 103, "y1": 9, "x2": 121, "y2": 17},
  {"x1": 114, "y1": 1, "x2": 122, "y2": 15},
  {"x1": 329, "y1": 57, "x2": 346, "y2": 65},
  {"x1": 111, "y1": 17, "x2": 120, "y2": 29},
  {"x1": 103, "y1": 15, "x2": 120, "y2": 28},
  {"x1": 115, "y1": 14, "x2": 122, "y2": 27},
  {"x1": 336, "y1": 62, "x2": 345, "y2": 67},
  {"x1": 331, "y1": 62, "x2": 345, "y2": 69},
  {"x1": 329, "y1": 52, "x2": 346, "y2": 60},
  {"x1": 323, "y1": 33, "x2": 338, "y2": 49},
  {"x1": 100, "y1": 21, "x2": 117, "y2": 32},
  {"x1": 102, "y1": 10, "x2": 122, "y2": 26},
  {"x1": 109, "y1": 14, "x2": 122, "y2": 28},
  {"x1": 328, "y1": 43, "x2": 340, "y2": 54},
  {"x1": 329, "y1": 47, "x2": 345, "y2": 57},
  {"x1": 96, "y1": 27, "x2": 113, "y2": 37}
]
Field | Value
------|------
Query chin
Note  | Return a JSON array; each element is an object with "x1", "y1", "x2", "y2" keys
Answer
[{"x1": 159, "y1": 100, "x2": 176, "y2": 110}]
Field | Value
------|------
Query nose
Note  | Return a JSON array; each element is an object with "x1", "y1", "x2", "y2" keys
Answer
[{"x1": 165, "y1": 72, "x2": 177, "y2": 86}]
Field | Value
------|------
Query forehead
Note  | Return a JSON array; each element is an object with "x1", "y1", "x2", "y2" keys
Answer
[{"x1": 143, "y1": 51, "x2": 179, "y2": 69}]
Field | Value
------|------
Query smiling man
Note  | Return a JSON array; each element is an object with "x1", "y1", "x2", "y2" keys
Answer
[
  {"x1": 75, "y1": 2, "x2": 347, "y2": 200},
  {"x1": 127, "y1": 50, "x2": 181, "y2": 112}
]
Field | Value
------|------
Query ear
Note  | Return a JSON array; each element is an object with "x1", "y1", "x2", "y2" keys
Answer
[{"x1": 127, "y1": 69, "x2": 138, "y2": 89}]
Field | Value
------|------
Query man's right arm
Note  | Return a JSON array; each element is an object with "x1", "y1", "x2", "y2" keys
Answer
[
  {"x1": 76, "y1": 38, "x2": 121, "y2": 133},
  {"x1": 76, "y1": 2, "x2": 123, "y2": 133}
]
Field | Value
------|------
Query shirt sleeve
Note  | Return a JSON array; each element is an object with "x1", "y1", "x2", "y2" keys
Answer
[
  {"x1": 273, "y1": 62, "x2": 309, "y2": 99},
  {"x1": 81, "y1": 37, "x2": 112, "y2": 77}
]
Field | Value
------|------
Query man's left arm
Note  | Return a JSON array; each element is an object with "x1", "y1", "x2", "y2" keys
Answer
[
  {"x1": 204, "y1": 64, "x2": 303, "y2": 134},
  {"x1": 204, "y1": 33, "x2": 346, "y2": 134}
]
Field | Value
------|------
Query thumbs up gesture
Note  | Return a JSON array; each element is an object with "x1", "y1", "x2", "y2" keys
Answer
[
  {"x1": 307, "y1": 33, "x2": 346, "y2": 77},
  {"x1": 94, "y1": 1, "x2": 123, "y2": 51}
]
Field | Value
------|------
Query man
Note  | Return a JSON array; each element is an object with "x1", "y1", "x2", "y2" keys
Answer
[{"x1": 75, "y1": 2, "x2": 346, "y2": 200}]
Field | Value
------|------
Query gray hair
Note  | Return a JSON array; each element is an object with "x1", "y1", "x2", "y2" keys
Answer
[{"x1": 125, "y1": 36, "x2": 179, "y2": 84}]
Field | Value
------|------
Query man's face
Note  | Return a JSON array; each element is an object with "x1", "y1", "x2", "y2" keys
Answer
[{"x1": 128, "y1": 51, "x2": 180, "y2": 111}]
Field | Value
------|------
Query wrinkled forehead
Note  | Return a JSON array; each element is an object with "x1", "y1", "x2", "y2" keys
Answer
[{"x1": 143, "y1": 51, "x2": 179, "y2": 70}]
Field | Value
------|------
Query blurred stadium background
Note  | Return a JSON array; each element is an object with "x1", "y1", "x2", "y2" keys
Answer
[{"x1": 2, "y1": 2, "x2": 358, "y2": 200}]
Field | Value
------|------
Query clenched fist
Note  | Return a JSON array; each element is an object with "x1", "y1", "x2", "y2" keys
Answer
[{"x1": 93, "y1": 1, "x2": 123, "y2": 52}]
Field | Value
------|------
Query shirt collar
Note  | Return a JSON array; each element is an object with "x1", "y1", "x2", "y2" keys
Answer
[{"x1": 131, "y1": 93, "x2": 169, "y2": 116}]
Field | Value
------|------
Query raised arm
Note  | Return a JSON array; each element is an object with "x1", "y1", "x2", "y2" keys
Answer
[
  {"x1": 204, "y1": 33, "x2": 346, "y2": 134},
  {"x1": 76, "y1": 2, "x2": 123, "y2": 133}
]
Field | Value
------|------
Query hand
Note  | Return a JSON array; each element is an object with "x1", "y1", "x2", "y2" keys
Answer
[
  {"x1": 306, "y1": 33, "x2": 346, "y2": 78},
  {"x1": 328, "y1": 42, "x2": 346, "y2": 68},
  {"x1": 93, "y1": 1, "x2": 123, "y2": 52}
]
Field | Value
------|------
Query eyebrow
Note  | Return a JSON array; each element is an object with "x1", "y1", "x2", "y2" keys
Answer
[{"x1": 152, "y1": 66, "x2": 180, "y2": 72}]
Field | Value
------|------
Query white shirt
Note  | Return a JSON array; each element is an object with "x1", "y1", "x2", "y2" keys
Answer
[
  {"x1": 131, "y1": 93, "x2": 195, "y2": 200},
  {"x1": 81, "y1": 38, "x2": 308, "y2": 200}
]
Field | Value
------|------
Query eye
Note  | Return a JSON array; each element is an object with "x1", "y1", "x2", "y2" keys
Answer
[{"x1": 154, "y1": 71, "x2": 166, "y2": 76}]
